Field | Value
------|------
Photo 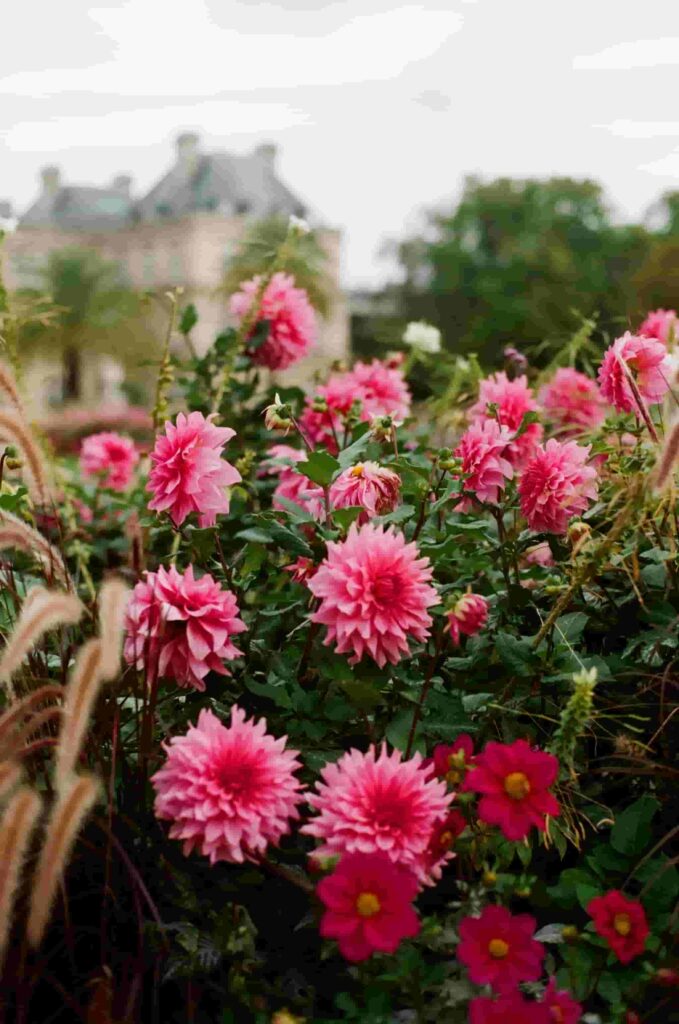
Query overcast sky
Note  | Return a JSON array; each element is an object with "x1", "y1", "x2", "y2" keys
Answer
[{"x1": 2, "y1": 0, "x2": 679, "y2": 287}]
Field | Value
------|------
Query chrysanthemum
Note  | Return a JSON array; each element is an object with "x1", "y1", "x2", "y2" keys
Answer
[
  {"x1": 470, "y1": 991, "x2": 545, "y2": 1024},
  {"x1": 302, "y1": 745, "x2": 452, "y2": 874},
  {"x1": 540, "y1": 978, "x2": 583, "y2": 1024},
  {"x1": 458, "y1": 904, "x2": 545, "y2": 992},
  {"x1": 539, "y1": 368, "x2": 607, "y2": 432},
  {"x1": 586, "y1": 890, "x2": 649, "y2": 964},
  {"x1": 518, "y1": 439, "x2": 598, "y2": 535},
  {"x1": 147, "y1": 412, "x2": 241, "y2": 528},
  {"x1": 80, "y1": 432, "x2": 139, "y2": 491},
  {"x1": 598, "y1": 332, "x2": 670, "y2": 413},
  {"x1": 317, "y1": 852, "x2": 420, "y2": 962},
  {"x1": 447, "y1": 593, "x2": 489, "y2": 645},
  {"x1": 469, "y1": 371, "x2": 543, "y2": 467},
  {"x1": 124, "y1": 565, "x2": 246, "y2": 691},
  {"x1": 308, "y1": 523, "x2": 439, "y2": 666},
  {"x1": 454, "y1": 419, "x2": 514, "y2": 510},
  {"x1": 639, "y1": 307, "x2": 677, "y2": 345},
  {"x1": 152, "y1": 706, "x2": 304, "y2": 864},
  {"x1": 229, "y1": 271, "x2": 316, "y2": 370},
  {"x1": 329, "y1": 462, "x2": 401, "y2": 523},
  {"x1": 462, "y1": 738, "x2": 560, "y2": 841}
]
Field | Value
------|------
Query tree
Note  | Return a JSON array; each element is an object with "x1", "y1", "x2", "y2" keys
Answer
[{"x1": 389, "y1": 177, "x2": 654, "y2": 366}]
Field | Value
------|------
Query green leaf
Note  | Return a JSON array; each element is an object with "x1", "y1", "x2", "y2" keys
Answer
[
  {"x1": 641, "y1": 563, "x2": 667, "y2": 588},
  {"x1": 597, "y1": 972, "x2": 622, "y2": 1005},
  {"x1": 336, "y1": 424, "x2": 372, "y2": 469},
  {"x1": 296, "y1": 450, "x2": 340, "y2": 487},
  {"x1": 611, "y1": 795, "x2": 660, "y2": 856},
  {"x1": 331, "y1": 506, "x2": 363, "y2": 529},
  {"x1": 554, "y1": 612, "x2": 588, "y2": 643},
  {"x1": 386, "y1": 709, "x2": 423, "y2": 753},
  {"x1": 235, "y1": 527, "x2": 274, "y2": 544},
  {"x1": 341, "y1": 678, "x2": 383, "y2": 712},
  {"x1": 179, "y1": 302, "x2": 198, "y2": 334},
  {"x1": 266, "y1": 522, "x2": 314, "y2": 558},
  {"x1": 494, "y1": 632, "x2": 535, "y2": 675}
]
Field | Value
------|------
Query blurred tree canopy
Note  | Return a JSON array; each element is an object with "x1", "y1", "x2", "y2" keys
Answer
[{"x1": 384, "y1": 177, "x2": 679, "y2": 367}]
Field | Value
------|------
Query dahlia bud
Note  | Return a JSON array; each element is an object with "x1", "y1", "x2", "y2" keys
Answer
[
  {"x1": 272, "y1": 1011, "x2": 305, "y2": 1024},
  {"x1": 370, "y1": 414, "x2": 401, "y2": 444},
  {"x1": 264, "y1": 393, "x2": 293, "y2": 433},
  {"x1": 514, "y1": 884, "x2": 532, "y2": 898},
  {"x1": 384, "y1": 351, "x2": 406, "y2": 369},
  {"x1": 446, "y1": 592, "x2": 489, "y2": 645},
  {"x1": 562, "y1": 924, "x2": 579, "y2": 943},
  {"x1": 654, "y1": 967, "x2": 679, "y2": 987},
  {"x1": 504, "y1": 346, "x2": 528, "y2": 377},
  {"x1": 482, "y1": 870, "x2": 497, "y2": 887},
  {"x1": 4, "y1": 457, "x2": 22, "y2": 470},
  {"x1": 403, "y1": 320, "x2": 441, "y2": 355},
  {"x1": 284, "y1": 557, "x2": 317, "y2": 585},
  {"x1": 568, "y1": 519, "x2": 591, "y2": 555},
  {"x1": 311, "y1": 395, "x2": 328, "y2": 413}
]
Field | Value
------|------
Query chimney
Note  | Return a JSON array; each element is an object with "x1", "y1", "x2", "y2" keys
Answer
[
  {"x1": 255, "y1": 142, "x2": 277, "y2": 170},
  {"x1": 112, "y1": 174, "x2": 132, "y2": 197},
  {"x1": 40, "y1": 165, "x2": 61, "y2": 196},
  {"x1": 175, "y1": 132, "x2": 200, "y2": 175}
]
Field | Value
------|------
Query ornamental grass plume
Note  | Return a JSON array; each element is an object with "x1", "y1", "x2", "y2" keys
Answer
[
  {"x1": 302, "y1": 744, "x2": 452, "y2": 876},
  {"x1": 587, "y1": 890, "x2": 649, "y2": 964},
  {"x1": 308, "y1": 523, "x2": 439, "y2": 667},
  {"x1": 0, "y1": 589, "x2": 83, "y2": 699},
  {"x1": 317, "y1": 852, "x2": 420, "y2": 962},
  {"x1": 518, "y1": 438, "x2": 598, "y2": 535},
  {"x1": 0, "y1": 761, "x2": 22, "y2": 801},
  {"x1": 457, "y1": 904, "x2": 545, "y2": 992},
  {"x1": 453, "y1": 419, "x2": 514, "y2": 509},
  {"x1": 79, "y1": 431, "x2": 139, "y2": 491},
  {"x1": 469, "y1": 371, "x2": 542, "y2": 467},
  {"x1": 53, "y1": 639, "x2": 104, "y2": 788},
  {"x1": 0, "y1": 786, "x2": 43, "y2": 971},
  {"x1": 152, "y1": 706, "x2": 304, "y2": 864},
  {"x1": 147, "y1": 411, "x2": 242, "y2": 528},
  {"x1": 124, "y1": 565, "x2": 246, "y2": 691},
  {"x1": 462, "y1": 738, "x2": 560, "y2": 841},
  {"x1": 0, "y1": 509, "x2": 70, "y2": 588},
  {"x1": 550, "y1": 667, "x2": 598, "y2": 772},
  {"x1": 27, "y1": 772, "x2": 100, "y2": 948},
  {"x1": 0, "y1": 409, "x2": 52, "y2": 506},
  {"x1": 229, "y1": 272, "x2": 317, "y2": 370},
  {"x1": 328, "y1": 462, "x2": 401, "y2": 522},
  {"x1": 539, "y1": 367, "x2": 607, "y2": 433},
  {"x1": 652, "y1": 418, "x2": 679, "y2": 492},
  {"x1": 598, "y1": 331, "x2": 670, "y2": 413},
  {"x1": 98, "y1": 576, "x2": 130, "y2": 681},
  {"x1": 0, "y1": 360, "x2": 26, "y2": 417}
]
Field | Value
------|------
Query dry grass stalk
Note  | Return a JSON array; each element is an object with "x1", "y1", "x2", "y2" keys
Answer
[
  {"x1": 26, "y1": 772, "x2": 99, "y2": 948},
  {"x1": 0, "y1": 761, "x2": 22, "y2": 802},
  {"x1": 0, "y1": 786, "x2": 43, "y2": 970},
  {"x1": 54, "y1": 640, "x2": 104, "y2": 787},
  {"x1": 0, "y1": 685, "x2": 64, "y2": 751},
  {"x1": 0, "y1": 589, "x2": 82, "y2": 697},
  {"x1": 98, "y1": 578, "x2": 130, "y2": 681},
  {"x1": 0, "y1": 510, "x2": 70, "y2": 587},
  {"x1": 653, "y1": 420, "x2": 679, "y2": 492},
  {"x1": 0, "y1": 362, "x2": 26, "y2": 419},
  {"x1": 0, "y1": 409, "x2": 52, "y2": 505}
]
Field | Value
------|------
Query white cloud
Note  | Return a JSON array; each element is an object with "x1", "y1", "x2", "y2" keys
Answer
[
  {"x1": 0, "y1": 1, "x2": 463, "y2": 97},
  {"x1": 596, "y1": 120, "x2": 679, "y2": 139},
  {"x1": 639, "y1": 149, "x2": 679, "y2": 176},
  {"x1": 3, "y1": 100, "x2": 311, "y2": 151},
  {"x1": 574, "y1": 37, "x2": 679, "y2": 70}
]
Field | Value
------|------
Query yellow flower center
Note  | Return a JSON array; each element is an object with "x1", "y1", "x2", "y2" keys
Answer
[
  {"x1": 350, "y1": 463, "x2": 365, "y2": 477},
  {"x1": 504, "y1": 771, "x2": 531, "y2": 800},
  {"x1": 446, "y1": 750, "x2": 467, "y2": 786},
  {"x1": 356, "y1": 892, "x2": 381, "y2": 918},
  {"x1": 488, "y1": 938, "x2": 509, "y2": 959},
  {"x1": 613, "y1": 912, "x2": 631, "y2": 937}
]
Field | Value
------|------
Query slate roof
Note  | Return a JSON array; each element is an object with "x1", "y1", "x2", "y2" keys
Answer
[{"x1": 19, "y1": 186, "x2": 133, "y2": 231}]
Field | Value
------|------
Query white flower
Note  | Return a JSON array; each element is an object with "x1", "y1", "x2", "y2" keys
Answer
[
  {"x1": 288, "y1": 214, "x2": 311, "y2": 237},
  {"x1": 403, "y1": 321, "x2": 441, "y2": 354}
]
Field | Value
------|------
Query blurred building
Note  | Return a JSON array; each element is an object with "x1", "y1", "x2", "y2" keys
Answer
[{"x1": 2, "y1": 132, "x2": 348, "y2": 412}]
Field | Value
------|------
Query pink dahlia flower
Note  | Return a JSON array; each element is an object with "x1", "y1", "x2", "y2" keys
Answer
[
  {"x1": 298, "y1": 373, "x2": 359, "y2": 452},
  {"x1": 639, "y1": 307, "x2": 677, "y2": 345},
  {"x1": 469, "y1": 372, "x2": 543, "y2": 467},
  {"x1": 422, "y1": 734, "x2": 475, "y2": 787},
  {"x1": 518, "y1": 438, "x2": 598, "y2": 535},
  {"x1": 124, "y1": 564, "x2": 246, "y2": 691},
  {"x1": 346, "y1": 359, "x2": 412, "y2": 421},
  {"x1": 284, "y1": 557, "x2": 317, "y2": 585},
  {"x1": 447, "y1": 593, "x2": 489, "y2": 645},
  {"x1": 302, "y1": 744, "x2": 452, "y2": 875},
  {"x1": 421, "y1": 810, "x2": 466, "y2": 883},
  {"x1": 317, "y1": 852, "x2": 420, "y2": 962},
  {"x1": 454, "y1": 419, "x2": 514, "y2": 510},
  {"x1": 540, "y1": 978, "x2": 582, "y2": 1024},
  {"x1": 229, "y1": 271, "x2": 316, "y2": 371},
  {"x1": 458, "y1": 904, "x2": 545, "y2": 993},
  {"x1": 470, "y1": 991, "x2": 546, "y2": 1024},
  {"x1": 523, "y1": 541, "x2": 554, "y2": 568},
  {"x1": 80, "y1": 431, "x2": 139, "y2": 491},
  {"x1": 152, "y1": 706, "x2": 303, "y2": 864},
  {"x1": 587, "y1": 890, "x2": 649, "y2": 965},
  {"x1": 462, "y1": 738, "x2": 560, "y2": 841},
  {"x1": 308, "y1": 523, "x2": 439, "y2": 667},
  {"x1": 147, "y1": 412, "x2": 241, "y2": 528},
  {"x1": 598, "y1": 331, "x2": 670, "y2": 413},
  {"x1": 329, "y1": 462, "x2": 401, "y2": 523},
  {"x1": 539, "y1": 367, "x2": 607, "y2": 432}
]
